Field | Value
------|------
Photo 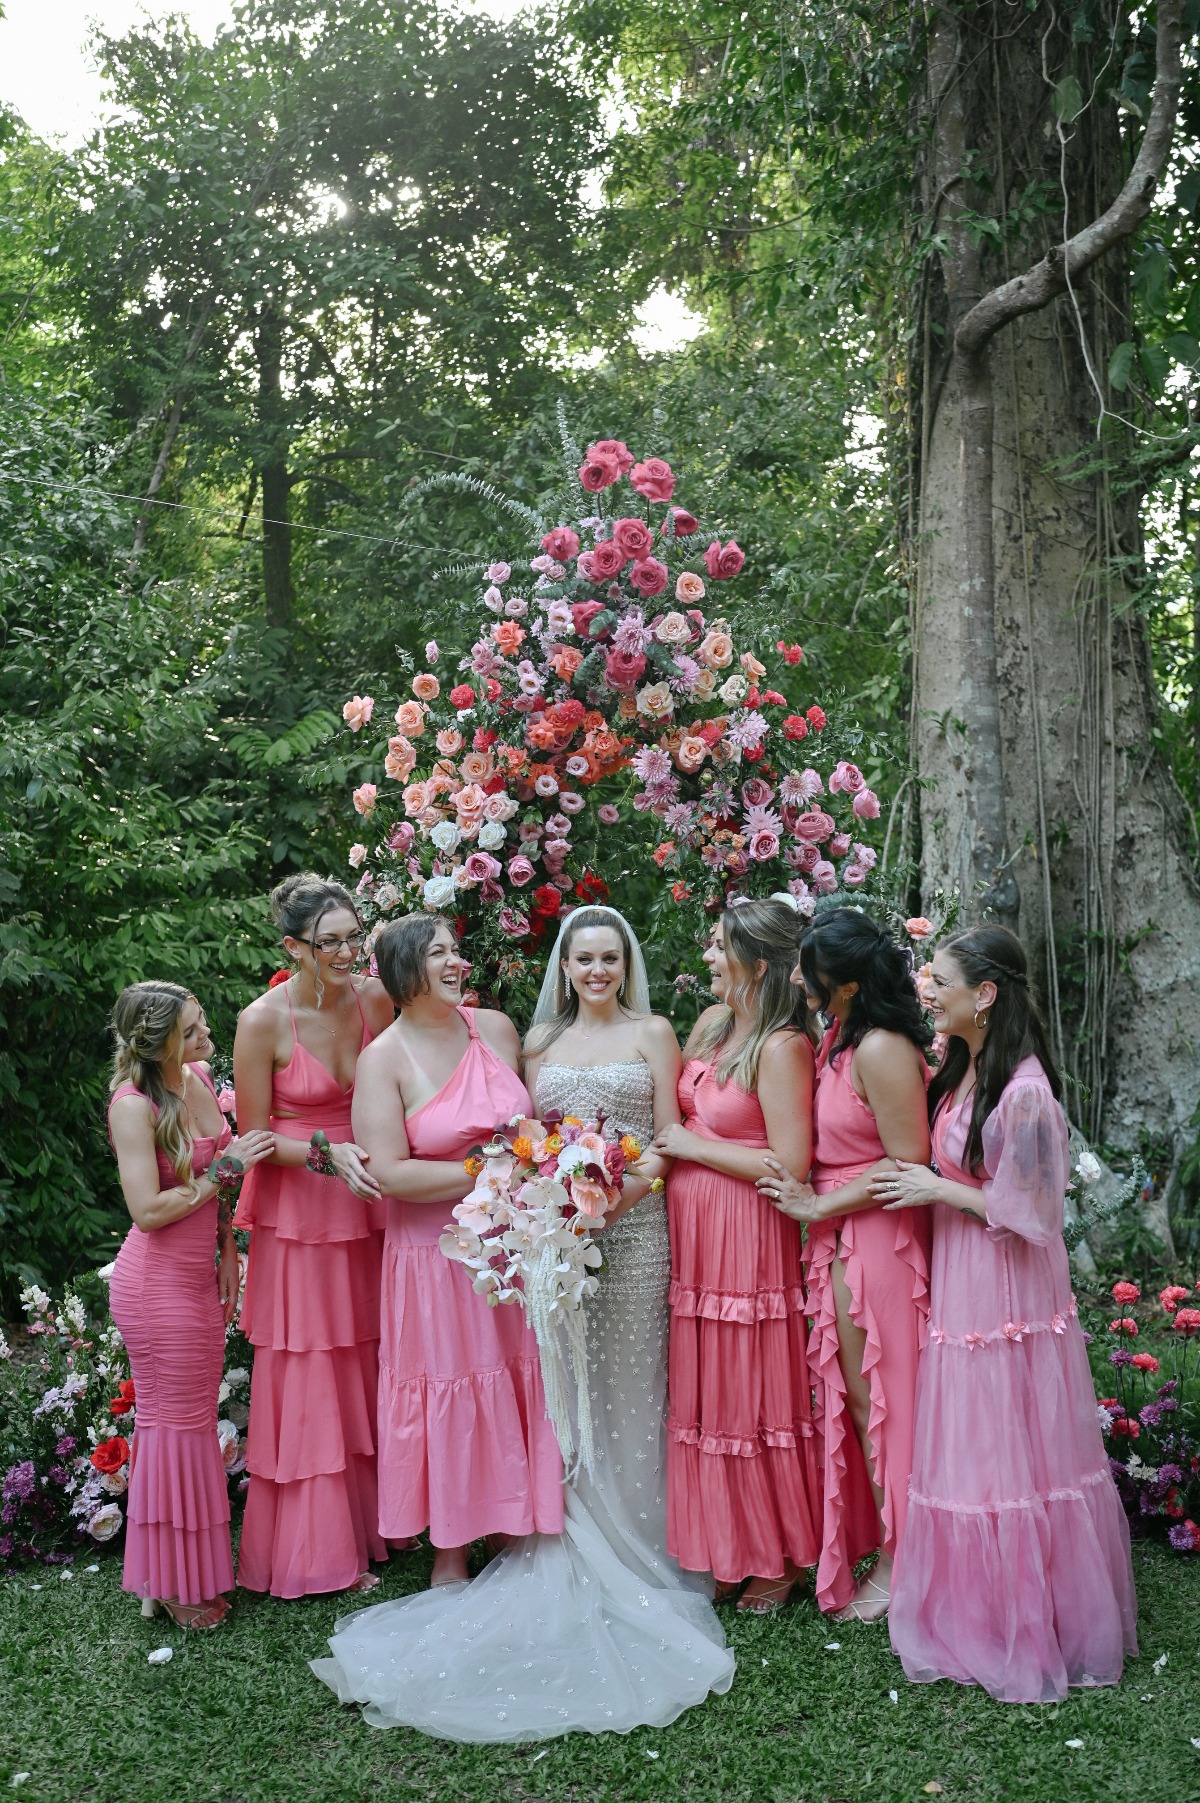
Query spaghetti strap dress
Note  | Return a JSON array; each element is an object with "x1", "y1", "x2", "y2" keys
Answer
[
  {"x1": 374, "y1": 1006, "x2": 563, "y2": 1546},
  {"x1": 107, "y1": 1068, "x2": 234, "y2": 1605},
  {"x1": 666, "y1": 1057, "x2": 821, "y2": 1583},
  {"x1": 233, "y1": 983, "x2": 386, "y2": 1596},
  {"x1": 804, "y1": 1026, "x2": 930, "y2": 1614},
  {"x1": 890, "y1": 1057, "x2": 1137, "y2": 1702}
]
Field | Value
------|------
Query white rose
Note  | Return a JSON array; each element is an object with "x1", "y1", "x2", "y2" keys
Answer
[
  {"x1": 87, "y1": 1503, "x2": 123, "y2": 1542},
  {"x1": 430, "y1": 821, "x2": 461, "y2": 854},
  {"x1": 100, "y1": 1467, "x2": 129, "y2": 1496},
  {"x1": 223, "y1": 1366, "x2": 249, "y2": 1390},
  {"x1": 718, "y1": 673, "x2": 749, "y2": 705},
  {"x1": 477, "y1": 821, "x2": 507, "y2": 850},
  {"x1": 1075, "y1": 1150, "x2": 1102, "y2": 1185},
  {"x1": 422, "y1": 875, "x2": 456, "y2": 910}
]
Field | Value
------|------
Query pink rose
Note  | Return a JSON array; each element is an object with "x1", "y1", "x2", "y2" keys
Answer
[
  {"x1": 697, "y1": 629, "x2": 734, "y2": 669},
  {"x1": 842, "y1": 862, "x2": 868, "y2": 887},
  {"x1": 676, "y1": 734, "x2": 708, "y2": 773},
  {"x1": 794, "y1": 808, "x2": 835, "y2": 844},
  {"x1": 655, "y1": 608, "x2": 693, "y2": 643},
  {"x1": 486, "y1": 562, "x2": 511, "y2": 583},
  {"x1": 498, "y1": 907, "x2": 529, "y2": 938},
  {"x1": 483, "y1": 792, "x2": 518, "y2": 823},
  {"x1": 578, "y1": 540, "x2": 626, "y2": 582},
  {"x1": 388, "y1": 823, "x2": 415, "y2": 853},
  {"x1": 402, "y1": 780, "x2": 429, "y2": 816},
  {"x1": 342, "y1": 694, "x2": 374, "y2": 732},
  {"x1": 590, "y1": 438, "x2": 634, "y2": 474},
  {"x1": 668, "y1": 506, "x2": 699, "y2": 536},
  {"x1": 348, "y1": 842, "x2": 368, "y2": 868},
  {"x1": 455, "y1": 782, "x2": 488, "y2": 817},
  {"x1": 703, "y1": 539, "x2": 745, "y2": 580},
  {"x1": 905, "y1": 917, "x2": 934, "y2": 940},
  {"x1": 810, "y1": 858, "x2": 838, "y2": 894},
  {"x1": 463, "y1": 851, "x2": 502, "y2": 884},
  {"x1": 829, "y1": 760, "x2": 865, "y2": 795},
  {"x1": 507, "y1": 855, "x2": 536, "y2": 887},
  {"x1": 604, "y1": 647, "x2": 647, "y2": 692},
  {"x1": 598, "y1": 804, "x2": 620, "y2": 825},
  {"x1": 612, "y1": 517, "x2": 654, "y2": 561},
  {"x1": 217, "y1": 1085, "x2": 237, "y2": 1115},
  {"x1": 541, "y1": 526, "x2": 580, "y2": 562},
  {"x1": 628, "y1": 557, "x2": 669, "y2": 599},
  {"x1": 394, "y1": 700, "x2": 426, "y2": 736},
  {"x1": 749, "y1": 830, "x2": 780, "y2": 862},
  {"x1": 571, "y1": 600, "x2": 609, "y2": 639},
  {"x1": 852, "y1": 788, "x2": 881, "y2": 821},
  {"x1": 384, "y1": 737, "x2": 417, "y2": 781},
  {"x1": 436, "y1": 727, "x2": 465, "y2": 757},
  {"x1": 830, "y1": 832, "x2": 852, "y2": 858},
  {"x1": 412, "y1": 672, "x2": 440, "y2": 702},
  {"x1": 352, "y1": 783, "x2": 377, "y2": 817},
  {"x1": 741, "y1": 777, "x2": 774, "y2": 808},
  {"x1": 630, "y1": 457, "x2": 676, "y2": 502},
  {"x1": 579, "y1": 447, "x2": 622, "y2": 491}
]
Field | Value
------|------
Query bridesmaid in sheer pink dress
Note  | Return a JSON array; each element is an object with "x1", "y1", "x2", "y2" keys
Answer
[
  {"x1": 352, "y1": 914, "x2": 563, "y2": 1589},
  {"x1": 107, "y1": 982, "x2": 275, "y2": 1628},
  {"x1": 873, "y1": 926, "x2": 1136, "y2": 1702},
  {"x1": 655, "y1": 899, "x2": 821, "y2": 1614},
  {"x1": 234, "y1": 875, "x2": 394, "y2": 1597},
  {"x1": 758, "y1": 911, "x2": 931, "y2": 1621}
]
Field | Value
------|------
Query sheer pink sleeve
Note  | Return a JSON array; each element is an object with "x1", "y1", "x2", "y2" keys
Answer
[{"x1": 980, "y1": 1082, "x2": 1070, "y2": 1246}]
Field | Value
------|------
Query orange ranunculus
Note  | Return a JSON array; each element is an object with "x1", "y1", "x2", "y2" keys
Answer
[
  {"x1": 619, "y1": 1134, "x2": 642, "y2": 1162},
  {"x1": 511, "y1": 1136, "x2": 534, "y2": 1163},
  {"x1": 525, "y1": 719, "x2": 559, "y2": 751}
]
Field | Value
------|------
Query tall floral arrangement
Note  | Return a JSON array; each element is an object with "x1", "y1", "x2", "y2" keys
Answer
[{"x1": 342, "y1": 433, "x2": 889, "y2": 1007}]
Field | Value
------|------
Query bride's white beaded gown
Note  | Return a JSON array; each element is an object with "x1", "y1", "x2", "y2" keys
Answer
[{"x1": 311, "y1": 1058, "x2": 735, "y2": 1742}]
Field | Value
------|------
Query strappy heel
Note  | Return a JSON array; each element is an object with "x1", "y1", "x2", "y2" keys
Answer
[
  {"x1": 833, "y1": 1572, "x2": 890, "y2": 1623},
  {"x1": 143, "y1": 1596, "x2": 229, "y2": 1630}
]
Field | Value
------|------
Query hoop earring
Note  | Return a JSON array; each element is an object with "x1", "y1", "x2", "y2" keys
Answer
[{"x1": 974, "y1": 1008, "x2": 989, "y2": 1031}]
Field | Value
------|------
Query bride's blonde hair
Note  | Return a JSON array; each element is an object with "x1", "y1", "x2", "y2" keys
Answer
[{"x1": 109, "y1": 981, "x2": 198, "y2": 1189}]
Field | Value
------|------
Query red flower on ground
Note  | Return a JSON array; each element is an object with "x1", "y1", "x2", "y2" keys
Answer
[{"x1": 90, "y1": 1436, "x2": 131, "y2": 1474}]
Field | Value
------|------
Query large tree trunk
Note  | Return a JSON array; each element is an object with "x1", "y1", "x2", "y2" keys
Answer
[
  {"x1": 912, "y1": 1, "x2": 1199, "y2": 1200},
  {"x1": 256, "y1": 308, "x2": 294, "y2": 630}
]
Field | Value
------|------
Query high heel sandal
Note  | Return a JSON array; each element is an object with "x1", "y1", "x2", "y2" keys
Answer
[
  {"x1": 713, "y1": 1579, "x2": 747, "y2": 1605},
  {"x1": 142, "y1": 1596, "x2": 229, "y2": 1631},
  {"x1": 736, "y1": 1575, "x2": 796, "y2": 1615},
  {"x1": 833, "y1": 1573, "x2": 890, "y2": 1624},
  {"x1": 346, "y1": 1571, "x2": 381, "y2": 1594}
]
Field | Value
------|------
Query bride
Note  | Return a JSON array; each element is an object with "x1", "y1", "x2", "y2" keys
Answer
[{"x1": 310, "y1": 904, "x2": 735, "y2": 1740}]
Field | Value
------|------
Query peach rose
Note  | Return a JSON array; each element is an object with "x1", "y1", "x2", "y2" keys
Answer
[
  {"x1": 676, "y1": 734, "x2": 709, "y2": 773},
  {"x1": 655, "y1": 609, "x2": 693, "y2": 644},
  {"x1": 492, "y1": 620, "x2": 526, "y2": 657},
  {"x1": 436, "y1": 727, "x2": 465, "y2": 757},
  {"x1": 698, "y1": 629, "x2": 734, "y2": 669},
  {"x1": 740, "y1": 651, "x2": 766, "y2": 680},
  {"x1": 674, "y1": 572, "x2": 706, "y2": 605},
  {"x1": 394, "y1": 699, "x2": 426, "y2": 737},
  {"x1": 402, "y1": 780, "x2": 430, "y2": 816},
  {"x1": 342, "y1": 694, "x2": 374, "y2": 731},
  {"x1": 905, "y1": 917, "x2": 935, "y2": 940},
  {"x1": 459, "y1": 751, "x2": 495, "y2": 785},
  {"x1": 636, "y1": 681, "x2": 674, "y2": 720},
  {"x1": 455, "y1": 782, "x2": 488, "y2": 816},
  {"x1": 551, "y1": 645, "x2": 585, "y2": 681},
  {"x1": 412, "y1": 672, "x2": 440, "y2": 702},
  {"x1": 484, "y1": 792, "x2": 519, "y2": 822},
  {"x1": 690, "y1": 668, "x2": 718, "y2": 700},
  {"x1": 352, "y1": 782, "x2": 377, "y2": 816},
  {"x1": 385, "y1": 737, "x2": 417, "y2": 781}
]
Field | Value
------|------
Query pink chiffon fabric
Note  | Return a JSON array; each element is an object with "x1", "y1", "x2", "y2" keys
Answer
[
  {"x1": 233, "y1": 988, "x2": 386, "y2": 1597},
  {"x1": 804, "y1": 1026, "x2": 930, "y2": 1613},
  {"x1": 666, "y1": 1058, "x2": 821, "y2": 1583},
  {"x1": 376, "y1": 1007, "x2": 563, "y2": 1546},
  {"x1": 890, "y1": 1057, "x2": 1138, "y2": 1702},
  {"x1": 107, "y1": 1070, "x2": 234, "y2": 1605}
]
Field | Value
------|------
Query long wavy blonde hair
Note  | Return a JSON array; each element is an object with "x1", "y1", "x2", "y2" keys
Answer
[
  {"x1": 689, "y1": 898, "x2": 808, "y2": 1092},
  {"x1": 109, "y1": 981, "x2": 198, "y2": 1189}
]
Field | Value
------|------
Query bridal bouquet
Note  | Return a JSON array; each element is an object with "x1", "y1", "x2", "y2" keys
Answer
[{"x1": 439, "y1": 1110, "x2": 649, "y2": 1473}]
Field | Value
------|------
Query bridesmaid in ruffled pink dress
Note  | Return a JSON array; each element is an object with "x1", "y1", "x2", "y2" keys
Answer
[
  {"x1": 758, "y1": 911, "x2": 931, "y2": 1621},
  {"x1": 234, "y1": 875, "x2": 394, "y2": 1597},
  {"x1": 873, "y1": 926, "x2": 1136, "y2": 1702},
  {"x1": 352, "y1": 914, "x2": 563, "y2": 1589},
  {"x1": 655, "y1": 899, "x2": 821, "y2": 1613},
  {"x1": 108, "y1": 982, "x2": 275, "y2": 1628}
]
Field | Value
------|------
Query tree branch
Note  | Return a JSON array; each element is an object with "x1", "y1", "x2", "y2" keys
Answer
[{"x1": 955, "y1": 0, "x2": 1183, "y2": 358}]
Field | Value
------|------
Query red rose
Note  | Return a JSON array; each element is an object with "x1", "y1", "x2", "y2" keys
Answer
[
  {"x1": 590, "y1": 438, "x2": 634, "y2": 474},
  {"x1": 579, "y1": 448, "x2": 622, "y2": 492},
  {"x1": 571, "y1": 600, "x2": 608, "y2": 639},
  {"x1": 628, "y1": 557, "x2": 669, "y2": 599},
  {"x1": 782, "y1": 714, "x2": 808, "y2": 741},
  {"x1": 532, "y1": 884, "x2": 562, "y2": 917},
  {"x1": 575, "y1": 872, "x2": 609, "y2": 902},
  {"x1": 90, "y1": 1436, "x2": 131, "y2": 1475},
  {"x1": 604, "y1": 648, "x2": 646, "y2": 692},
  {"x1": 612, "y1": 517, "x2": 654, "y2": 561},
  {"x1": 806, "y1": 705, "x2": 827, "y2": 731},
  {"x1": 449, "y1": 683, "x2": 476, "y2": 710},
  {"x1": 108, "y1": 1377, "x2": 136, "y2": 1417},
  {"x1": 703, "y1": 539, "x2": 745, "y2": 580},
  {"x1": 541, "y1": 526, "x2": 580, "y2": 561},
  {"x1": 578, "y1": 540, "x2": 626, "y2": 583},
  {"x1": 667, "y1": 506, "x2": 698, "y2": 536},
  {"x1": 268, "y1": 969, "x2": 292, "y2": 988},
  {"x1": 630, "y1": 457, "x2": 676, "y2": 502}
]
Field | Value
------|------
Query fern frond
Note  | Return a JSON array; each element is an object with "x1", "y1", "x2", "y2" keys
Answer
[{"x1": 406, "y1": 472, "x2": 543, "y2": 533}]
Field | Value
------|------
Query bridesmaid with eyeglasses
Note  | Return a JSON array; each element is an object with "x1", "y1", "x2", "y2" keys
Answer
[{"x1": 233, "y1": 874, "x2": 395, "y2": 1598}]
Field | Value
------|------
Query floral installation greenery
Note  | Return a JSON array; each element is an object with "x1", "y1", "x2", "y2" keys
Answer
[
  {"x1": 0, "y1": 1280, "x2": 251, "y2": 1569},
  {"x1": 340, "y1": 426, "x2": 890, "y2": 1014}
]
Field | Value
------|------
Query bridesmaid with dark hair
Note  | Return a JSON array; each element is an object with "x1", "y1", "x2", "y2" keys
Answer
[
  {"x1": 871, "y1": 926, "x2": 1136, "y2": 1702},
  {"x1": 107, "y1": 982, "x2": 275, "y2": 1628},
  {"x1": 233, "y1": 873, "x2": 394, "y2": 1598},
  {"x1": 758, "y1": 908, "x2": 931, "y2": 1621}
]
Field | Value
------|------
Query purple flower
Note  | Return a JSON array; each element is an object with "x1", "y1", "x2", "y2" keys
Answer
[
  {"x1": 1169, "y1": 1523, "x2": 1197, "y2": 1552},
  {"x1": 47, "y1": 1465, "x2": 69, "y2": 1487},
  {"x1": 2, "y1": 1462, "x2": 36, "y2": 1504},
  {"x1": 1109, "y1": 1348, "x2": 1134, "y2": 1367},
  {"x1": 55, "y1": 1436, "x2": 76, "y2": 1458},
  {"x1": 631, "y1": 745, "x2": 672, "y2": 785},
  {"x1": 1159, "y1": 1463, "x2": 1185, "y2": 1485},
  {"x1": 725, "y1": 709, "x2": 769, "y2": 752}
]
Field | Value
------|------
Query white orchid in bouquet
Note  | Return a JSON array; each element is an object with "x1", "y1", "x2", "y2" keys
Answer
[{"x1": 341, "y1": 425, "x2": 890, "y2": 1005}]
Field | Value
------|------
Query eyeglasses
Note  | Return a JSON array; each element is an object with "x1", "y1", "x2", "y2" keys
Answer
[{"x1": 310, "y1": 932, "x2": 366, "y2": 956}]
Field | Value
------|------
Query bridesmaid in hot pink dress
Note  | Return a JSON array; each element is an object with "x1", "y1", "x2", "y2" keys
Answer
[
  {"x1": 233, "y1": 875, "x2": 394, "y2": 1597},
  {"x1": 758, "y1": 910, "x2": 931, "y2": 1621},
  {"x1": 874, "y1": 926, "x2": 1136, "y2": 1702},
  {"x1": 107, "y1": 981, "x2": 275, "y2": 1628},
  {"x1": 655, "y1": 899, "x2": 820, "y2": 1613},
  {"x1": 352, "y1": 913, "x2": 563, "y2": 1589}
]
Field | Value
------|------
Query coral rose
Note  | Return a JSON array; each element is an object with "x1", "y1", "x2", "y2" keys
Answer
[
  {"x1": 394, "y1": 700, "x2": 426, "y2": 736},
  {"x1": 342, "y1": 694, "x2": 374, "y2": 731},
  {"x1": 384, "y1": 739, "x2": 417, "y2": 782},
  {"x1": 703, "y1": 539, "x2": 745, "y2": 579},
  {"x1": 740, "y1": 651, "x2": 767, "y2": 680},
  {"x1": 436, "y1": 728, "x2": 465, "y2": 757},
  {"x1": 612, "y1": 517, "x2": 654, "y2": 561},
  {"x1": 492, "y1": 621, "x2": 526, "y2": 656},
  {"x1": 90, "y1": 1436, "x2": 131, "y2": 1475},
  {"x1": 551, "y1": 646, "x2": 585, "y2": 681},
  {"x1": 460, "y1": 752, "x2": 494, "y2": 784},
  {"x1": 352, "y1": 783, "x2": 377, "y2": 817},
  {"x1": 905, "y1": 917, "x2": 935, "y2": 939},
  {"x1": 698, "y1": 629, "x2": 734, "y2": 669},
  {"x1": 628, "y1": 557, "x2": 669, "y2": 599},
  {"x1": 630, "y1": 457, "x2": 676, "y2": 502},
  {"x1": 541, "y1": 526, "x2": 580, "y2": 562},
  {"x1": 412, "y1": 673, "x2": 440, "y2": 702}
]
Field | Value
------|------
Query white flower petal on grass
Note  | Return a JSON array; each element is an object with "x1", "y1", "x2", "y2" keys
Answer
[
  {"x1": 58, "y1": 1570, "x2": 72, "y2": 1580},
  {"x1": 1064, "y1": 1739, "x2": 1084, "y2": 1749},
  {"x1": 84, "y1": 1565, "x2": 99, "y2": 1574},
  {"x1": 824, "y1": 1642, "x2": 841, "y2": 1651},
  {"x1": 644, "y1": 1751, "x2": 660, "y2": 1760},
  {"x1": 1153, "y1": 1653, "x2": 1168, "y2": 1673},
  {"x1": 1190, "y1": 1737, "x2": 1200, "y2": 1749},
  {"x1": 11, "y1": 1776, "x2": 31, "y2": 1788},
  {"x1": 530, "y1": 1751, "x2": 549, "y2": 1764},
  {"x1": 147, "y1": 1647, "x2": 174, "y2": 1665},
  {"x1": 29, "y1": 1585, "x2": 41, "y2": 1592},
  {"x1": 888, "y1": 1689, "x2": 899, "y2": 1703}
]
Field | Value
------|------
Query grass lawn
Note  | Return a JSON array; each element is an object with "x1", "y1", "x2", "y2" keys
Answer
[{"x1": 2, "y1": 1535, "x2": 1198, "y2": 1803}]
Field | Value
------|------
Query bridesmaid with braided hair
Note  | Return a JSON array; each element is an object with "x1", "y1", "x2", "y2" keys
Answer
[
  {"x1": 871, "y1": 926, "x2": 1136, "y2": 1702},
  {"x1": 107, "y1": 982, "x2": 275, "y2": 1628}
]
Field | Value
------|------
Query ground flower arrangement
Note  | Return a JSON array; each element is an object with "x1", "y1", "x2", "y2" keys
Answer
[
  {"x1": 1086, "y1": 1275, "x2": 1200, "y2": 1552},
  {"x1": 0, "y1": 1281, "x2": 251, "y2": 1569},
  {"x1": 341, "y1": 425, "x2": 889, "y2": 1011}
]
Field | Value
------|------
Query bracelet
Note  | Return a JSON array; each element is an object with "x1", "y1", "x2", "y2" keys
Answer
[
  {"x1": 205, "y1": 1154, "x2": 245, "y2": 1208},
  {"x1": 306, "y1": 1130, "x2": 338, "y2": 1177}
]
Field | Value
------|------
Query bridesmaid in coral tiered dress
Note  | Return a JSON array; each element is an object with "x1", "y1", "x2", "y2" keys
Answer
[
  {"x1": 873, "y1": 927, "x2": 1137, "y2": 1702},
  {"x1": 758, "y1": 910, "x2": 932, "y2": 1622},
  {"x1": 655, "y1": 898, "x2": 821, "y2": 1613},
  {"x1": 233, "y1": 875, "x2": 394, "y2": 1597},
  {"x1": 108, "y1": 982, "x2": 275, "y2": 1628},
  {"x1": 349, "y1": 913, "x2": 563, "y2": 1589}
]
